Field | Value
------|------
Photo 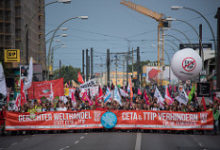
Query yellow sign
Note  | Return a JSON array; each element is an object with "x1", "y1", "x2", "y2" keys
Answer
[
  {"x1": 4, "y1": 49, "x2": 20, "y2": 62},
  {"x1": 64, "y1": 88, "x2": 69, "y2": 96}
]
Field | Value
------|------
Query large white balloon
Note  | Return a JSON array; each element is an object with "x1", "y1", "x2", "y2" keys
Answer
[{"x1": 171, "y1": 48, "x2": 202, "y2": 81}]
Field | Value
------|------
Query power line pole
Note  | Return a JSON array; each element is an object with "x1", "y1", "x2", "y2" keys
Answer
[
  {"x1": 107, "y1": 49, "x2": 110, "y2": 87},
  {"x1": 126, "y1": 52, "x2": 129, "y2": 86},
  {"x1": 114, "y1": 55, "x2": 118, "y2": 86},
  {"x1": 137, "y1": 46, "x2": 141, "y2": 87},
  {"x1": 123, "y1": 56, "x2": 125, "y2": 86},
  {"x1": 90, "y1": 48, "x2": 93, "y2": 79},
  {"x1": 215, "y1": 8, "x2": 220, "y2": 90},
  {"x1": 59, "y1": 60, "x2": 61, "y2": 78},
  {"x1": 132, "y1": 47, "x2": 134, "y2": 78},
  {"x1": 82, "y1": 49, "x2": 85, "y2": 80},
  {"x1": 86, "y1": 49, "x2": 89, "y2": 81},
  {"x1": 199, "y1": 24, "x2": 202, "y2": 82},
  {"x1": 88, "y1": 56, "x2": 90, "y2": 80}
]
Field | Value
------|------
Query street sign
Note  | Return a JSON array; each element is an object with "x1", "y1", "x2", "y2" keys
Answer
[
  {"x1": 20, "y1": 65, "x2": 29, "y2": 81},
  {"x1": 197, "y1": 83, "x2": 210, "y2": 97},
  {"x1": 179, "y1": 43, "x2": 212, "y2": 50},
  {"x1": 4, "y1": 49, "x2": 20, "y2": 62}
]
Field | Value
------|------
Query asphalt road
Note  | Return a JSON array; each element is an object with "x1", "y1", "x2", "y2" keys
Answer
[{"x1": 0, "y1": 131, "x2": 220, "y2": 150}]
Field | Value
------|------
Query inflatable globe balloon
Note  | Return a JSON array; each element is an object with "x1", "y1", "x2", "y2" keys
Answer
[{"x1": 171, "y1": 48, "x2": 202, "y2": 81}]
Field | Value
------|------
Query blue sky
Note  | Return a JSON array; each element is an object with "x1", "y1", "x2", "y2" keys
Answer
[{"x1": 45, "y1": 0, "x2": 220, "y2": 73}]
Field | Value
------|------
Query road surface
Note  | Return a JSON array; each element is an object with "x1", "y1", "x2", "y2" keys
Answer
[{"x1": 0, "y1": 131, "x2": 220, "y2": 150}]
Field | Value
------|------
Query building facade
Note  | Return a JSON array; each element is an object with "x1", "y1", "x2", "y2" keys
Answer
[{"x1": 0, "y1": 0, "x2": 46, "y2": 86}]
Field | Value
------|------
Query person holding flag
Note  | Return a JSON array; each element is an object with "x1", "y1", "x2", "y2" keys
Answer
[
  {"x1": 154, "y1": 87, "x2": 165, "y2": 108},
  {"x1": 103, "y1": 87, "x2": 111, "y2": 103},
  {"x1": 164, "y1": 85, "x2": 174, "y2": 105},
  {"x1": 113, "y1": 86, "x2": 122, "y2": 106},
  {"x1": 78, "y1": 72, "x2": 84, "y2": 84}
]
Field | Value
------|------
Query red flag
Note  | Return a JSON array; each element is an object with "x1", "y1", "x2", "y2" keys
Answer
[
  {"x1": 78, "y1": 72, "x2": 84, "y2": 84},
  {"x1": 15, "y1": 94, "x2": 21, "y2": 109},
  {"x1": 71, "y1": 91, "x2": 76, "y2": 102},
  {"x1": 20, "y1": 80, "x2": 26, "y2": 106},
  {"x1": 143, "y1": 90, "x2": 150, "y2": 105},
  {"x1": 137, "y1": 88, "x2": 142, "y2": 95},
  {"x1": 201, "y1": 96, "x2": 207, "y2": 111},
  {"x1": 27, "y1": 78, "x2": 64, "y2": 99},
  {"x1": 128, "y1": 76, "x2": 133, "y2": 101},
  {"x1": 97, "y1": 86, "x2": 103, "y2": 100},
  {"x1": 164, "y1": 85, "x2": 174, "y2": 105},
  {"x1": 95, "y1": 86, "x2": 103, "y2": 106},
  {"x1": 81, "y1": 92, "x2": 93, "y2": 106}
]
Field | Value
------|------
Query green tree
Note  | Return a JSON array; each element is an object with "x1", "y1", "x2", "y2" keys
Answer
[
  {"x1": 128, "y1": 60, "x2": 153, "y2": 72},
  {"x1": 52, "y1": 65, "x2": 81, "y2": 83}
]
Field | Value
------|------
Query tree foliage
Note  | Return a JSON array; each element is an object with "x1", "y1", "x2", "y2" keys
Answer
[
  {"x1": 52, "y1": 65, "x2": 80, "y2": 83},
  {"x1": 128, "y1": 60, "x2": 156, "y2": 72}
]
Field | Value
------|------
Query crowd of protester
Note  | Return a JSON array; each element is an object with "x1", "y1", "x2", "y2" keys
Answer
[{"x1": 1, "y1": 83, "x2": 220, "y2": 135}]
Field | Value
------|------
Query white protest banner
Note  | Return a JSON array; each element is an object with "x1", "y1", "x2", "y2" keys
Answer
[
  {"x1": 80, "y1": 79, "x2": 97, "y2": 89},
  {"x1": 176, "y1": 88, "x2": 189, "y2": 105}
]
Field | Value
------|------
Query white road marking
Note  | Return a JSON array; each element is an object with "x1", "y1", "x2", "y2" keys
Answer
[
  {"x1": 190, "y1": 135, "x2": 205, "y2": 149},
  {"x1": 135, "y1": 133, "x2": 142, "y2": 150},
  {"x1": 74, "y1": 140, "x2": 79, "y2": 144},
  {"x1": 80, "y1": 136, "x2": 85, "y2": 140},
  {"x1": 85, "y1": 133, "x2": 88, "y2": 135},
  {"x1": 59, "y1": 145, "x2": 70, "y2": 150},
  {"x1": 11, "y1": 142, "x2": 18, "y2": 146}
]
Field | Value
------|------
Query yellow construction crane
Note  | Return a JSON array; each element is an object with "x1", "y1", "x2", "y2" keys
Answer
[{"x1": 120, "y1": 0, "x2": 170, "y2": 85}]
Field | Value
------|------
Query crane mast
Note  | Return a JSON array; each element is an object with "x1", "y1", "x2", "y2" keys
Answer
[{"x1": 120, "y1": 0, "x2": 169, "y2": 85}]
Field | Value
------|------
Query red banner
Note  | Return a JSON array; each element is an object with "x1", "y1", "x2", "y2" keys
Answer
[
  {"x1": 5, "y1": 110, "x2": 213, "y2": 131},
  {"x1": 27, "y1": 78, "x2": 64, "y2": 99}
]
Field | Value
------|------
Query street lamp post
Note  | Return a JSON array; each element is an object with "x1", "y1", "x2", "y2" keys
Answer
[
  {"x1": 47, "y1": 16, "x2": 88, "y2": 79},
  {"x1": 168, "y1": 28, "x2": 191, "y2": 44},
  {"x1": 166, "y1": 17, "x2": 204, "y2": 70},
  {"x1": 46, "y1": 34, "x2": 68, "y2": 44},
  {"x1": 163, "y1": 34, "x2": 183, "y2": 44},
  {"x1": 46, "y1": 27, "x2": 68, "y2": 37},
  {"x1": 171, "y1": 6, "x2": 217, "y2": 51},
  {"x1": 50, "y1": 44, "x2": 66, "y2": 73},
  {"x1": 164, "y1": 49, "x2": 172, "y2": 82},
  {"x1": 166, "y1": 17, "x2": 199, "y2": 37},
  {"x1": 165, "y1": 42, "x2": 177, "y2": 52},
  {"x1": 166, "y1": 40, "x2": 179, "y2": 49}
]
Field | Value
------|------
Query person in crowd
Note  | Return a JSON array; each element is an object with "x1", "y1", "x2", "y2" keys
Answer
[
  {"x1": 56, "y1": 101, "x2": 67, "y2": 111},
  {"x1": 213, "y1": 103, "x2": 220, "y2": 135}
]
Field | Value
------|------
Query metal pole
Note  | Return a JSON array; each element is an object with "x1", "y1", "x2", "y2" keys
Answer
[
  {"x1": 164, "y1": 50, "x2": 171, "y2": 82},
  {"x1": 164, "y1": 34, "x2": 183, "y2": 44},
  {"x1": 47, "y1": 17, "x2": 81, "y2": 80},
  {"x1": 199, "y1": 24, "x2": 203, "y2": 82},
  {"x1": 132, "y1": 48, "x2": 134, "y2": 78},
  {"x1": 215, "y1": 8, "x2": 220, "y2": 90},
  {"x1": 107, "y1": 49, "x2": 110, "y2": 87},
  {"x1": 90, "y1": 48, "x2": 93, "y2": 79},
  {"x1": 86, "y1": 49, "x2": 89, "y2": 81},
  {"x1": 82, "y1": 50, "x2": 85, "y2": 81},
  {"x1": 126, "y1": 52, "x2": 129, "y2": 86},
  {"x1": 115, "y1": 55, "x2": 118, "y2": 86},
  {"x1": 25, "y1": 25, "x2": 29, "y2": 64},
  {"x1": 59, "y1": 60, "x2": 61, "y2": 78},
  {"x1": 137, "y1": 47, "x2": 140, "y2": 87},
  {"x1": 183, "y1": 7, "x2": 217, "y2": 51},
  {"x1": 169, "y1": 28, "x2": 191, "y2": 44},
  {"x1": 88, "y1": 56, "x2": 90, "y2": 80}
]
